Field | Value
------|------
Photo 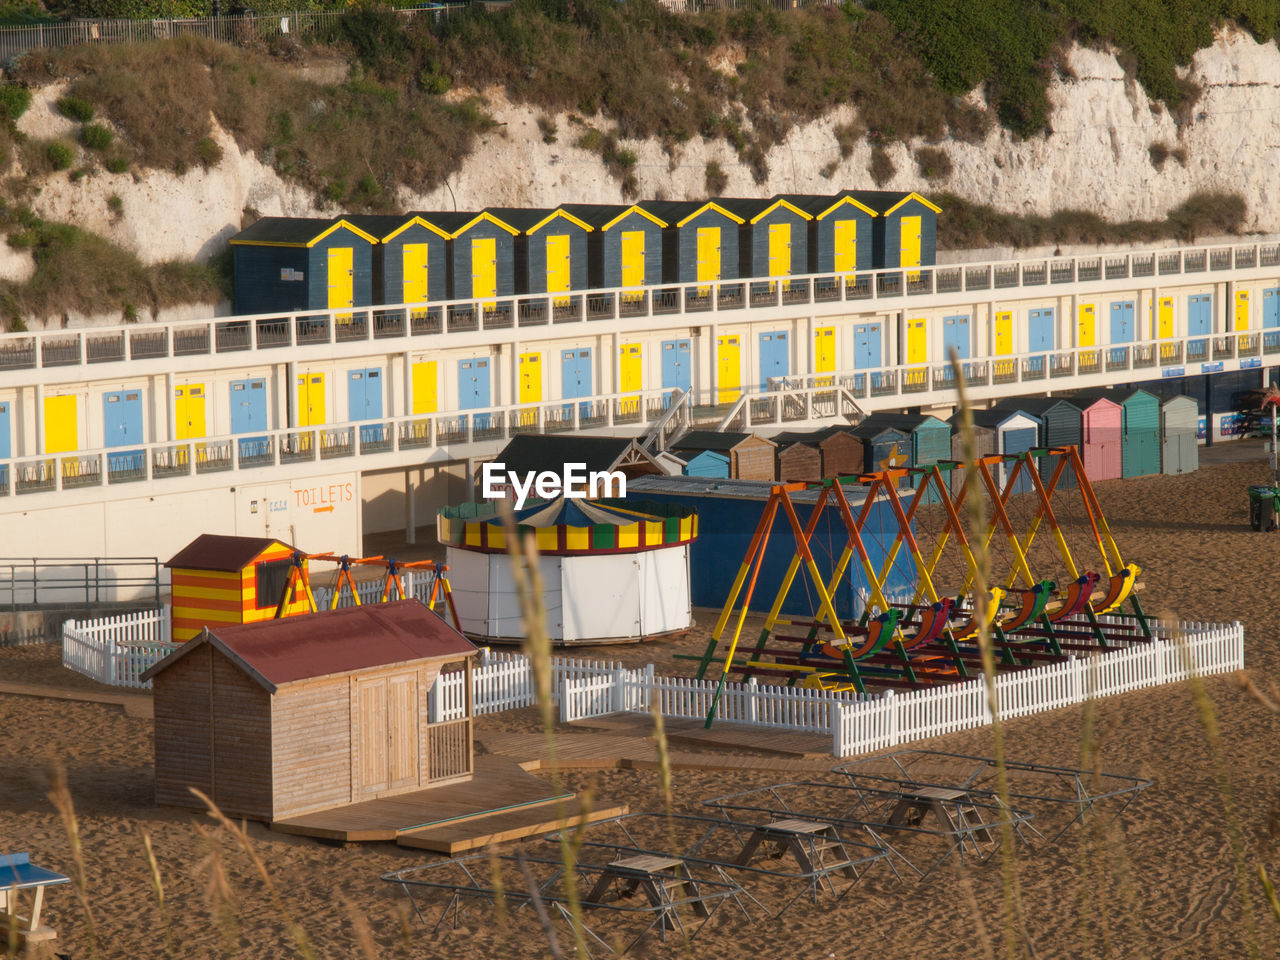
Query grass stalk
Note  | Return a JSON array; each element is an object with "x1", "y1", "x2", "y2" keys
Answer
[{"x1": 44, "y1": 759, "x2": 96, "y2": 958}]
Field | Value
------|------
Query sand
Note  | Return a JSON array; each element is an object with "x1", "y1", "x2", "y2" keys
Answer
[{"x1": 4, "y1": 450, "x2": 1280, "y2": 959}]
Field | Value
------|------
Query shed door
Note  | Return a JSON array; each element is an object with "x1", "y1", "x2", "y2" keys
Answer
[
  {"x1": 994, "y1": 311, "x2": 1012, "y2": 355},
  {"x1": 327, "y1": 247, "x2": 354, "y2": 310},
  {"x1": 411, "y1": 361, "x2": 438, "y2": 414},
  {"x1": 1029, "y1": 308, "x2": 1055, "y2": 351},
  {"x1": 696, "y1": 227, "x2": 720, "y2": 289},
  {"x1": 854, "y1": 323, "x2": 881, "y2": 370},
  {"x1": 561, "y1": 349, "x2": 593, "y2": 417},
  {"x1": 1110, "y1": 301, "x2": 1135, "y2": 343},
  {"x1": 175, "y1": 384, "x2": 206, "y2": 440},
  {"x1": 545, "y1": 233, "x2": 571, "y2": 302},
  {"x1": 768, "y1": 222, "x2": 790, "y2": 279},
  {"x1": 1077, "y1": 304, "x2": 1096, "y2": 347},
  {"x1": 357, "y1": 679, "x2": 389, "y2": 797},
  {"x1": 348, "y1": 369, "x2": 383, "y2": 446},
  {"x1": 471, "y1": 237, "x2": 496, "y2": 299},
  {"x1": 296, "y1": 373, "x2": 326, "y2": 427},
  {"x1": 388, "y1": 675, "x2": 420, "y2": 789},
  {"x1": 619, "y1": 343, "x2": 642, "y2": 393},
  {"x1": 1156, "y1": 296, "x2": 1174, "y2": 338},
  {"x1": 814, "y1": 326, "x2": 835, "y2": 385},
  {"x1": 661, "y1": 339, "x2": 691, "y2": 400},
  {"x1": 906, "y1": 317, "x2": 927, "y2": 365},
  {"x1": 717, "y1": 335, "x2": 740, "y2": 404},
  {"x1": 402, "y1": 243, "x2": 430, "y2": 304},
  {"x1": 45, "y1": 394, "x2": 78, "y2": 454},
  {"x1": 1002, "y1": 426, "x2": 1037, "y2": 495},
  {"x1": 103, "y1": 390, "x2": 143, "y2": 475},
  {"x1": 759, "y1": 331, "x2": 788, "y2": 390},
  {"x1": 943, "y1": 315, "x2": 969, "y2": 360},
  {"x1": 899, "y1": 215, "x2": 922, "y2": 278},
  {"x1": 833, "y1": 219, "x2": 856, "y2": 274},
  {"x1": 0, "y1": 400, "x2": 8, "y2": 460},
  {"x1": 230, "y1": 378, "x2": 268, "y2": 460},
  {"x1": 1264, "y1": 288, "x2": 1280, "y2": 329},
  {"x1": 1234, "y1": 289, "x2": 1250, "y2": 331},
  {"x1": 620, "y1": 230, "x2": 645, "y2": 290},
  {"x1": 1188, "y1": 294, "x2": 1211, "y2": 337},
  {"x1": 519, "y1": 352, "x2": 542, "y2": 404},
  {"x1": 458, "y1": 358, "x2": 490, "y2": 410}
]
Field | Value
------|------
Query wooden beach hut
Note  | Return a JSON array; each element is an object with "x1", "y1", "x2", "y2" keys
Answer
[
  {"x1": 820, "y1": 427, "x2": 865, "y2": 478},
  {"x1": 670, "y1": 430, "x2": 776, "y2": 481},
  {"x1": 485, "y1": 207, "x2": 593, "y2": 298},
  {"x1": 166, "y1": 534, "x2": 311, "y2": 643},
  {"x1": 432, "y1": 210, "x2": 519, "y2": 301},
  {"x1": 950, "y1": 407, "x2": 1041, "y2": 494},
  {"x1": 845, "y1": 191, "x2": 940, "y2": 271},
  {"x1": 1118, "y1": 388, "x2": 1162, "y2": 478},
  {"x1": 141, "y1": 600, "x2": 478, "y2": 822},
  {"x1": 230, "y1": 217, "x2": 377, "y2": 315},
  {"x1": 682, "y1": 449, "x2": 730, "y2": 479},
  {"x1": 644, "y1": 200, "x2": 745, "y2": 288},
  {"x1": 774, "y1": 432, "x2": 823, "y2": 482},
  {"x1": 1161, "y1": 395, "x2": 1199, "y2": 475},
  {"x1": 558, "y1": 203, "x2": 667, "y2": 292},
  {"x1": 1070, "y1": 390, "x2": 1124, "y2": 482},
  {"x1": 718, "y1": 197, "x2": 812, "y2": 282},
  {"x1": 787, "y1": 193, "x2": 878, "y2": 275},
  {"x1": 992, "y1": 396, "x2": 1084, "y2": 489},
  {"x1": 347, "y1": 214, "x2": 450, "y2": 307}
]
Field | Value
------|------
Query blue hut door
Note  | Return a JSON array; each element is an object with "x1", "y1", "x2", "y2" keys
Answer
[
  {"x1": 661, "y1": 339, "x2": 691, "y2": 403},
  {"x1": 0, "y1": 400, "x2": 9, "y2": 459},
  {"x1": 348, "y1": 368, "x2": 383, "y2": 444},
  {"x1": 759, "y1": 331, "x2": 789, "y2": 389},
  {"x1": 1264, "y1": 288, "x2": 1280, "y2": 352},
  {"x1": 943, "y1": 315, "x2": 970, "y2": 359},
  {"x1": 561, "y1": 348, "x2": 592, "y2": 417},
  {"x1": 1028, "y1": 308, "x2": 1054, "y2": 376},
  {"x1": 1188, "y1": 294, "x2": 1211, "y2": 351},
  {"x1": 1109, "y1": 301, "x2": 1135, "y2": 364},
  {"x1": 103, "y1": 390, "x2": 143, "y2": 475},
  {"x1": 458, "y1": 358, "x2": 491, "y2": 431},
  {"x1": 1004, "y1": 425, "x2": 1037, "y2": 495},
  {"x1": 230, "y1": 378, "x2": 268, "y2": 460},
  {"x1": 854, "y1": 323, "x2": 882, "y2": 369}
]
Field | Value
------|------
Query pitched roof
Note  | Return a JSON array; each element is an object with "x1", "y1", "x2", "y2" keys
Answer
[
  {"x1": 494, "y1": 433, "x2": 636, "y2": 475},
  {"x1": 166, "y1": 534, "x2": 293, "y2": 572},
  {"x1": 141, "y1": 600, "x2": 476, "y2": 692},
  {"x1": 991, "y1": 396, "x2": 1082, "y2": 417},
  {"x1": 949, "y1": 406, "x2": 1043, "y2": 429},
  {"x1": 229, "y1": 217, "x2": 377, "y2": 247},
  {"x1": 717, "y1": 197, "x2": 812, "y2": 223},
  {"x1": 642, "y1": 200, "x2": 746, "y2": 227},
  {"x1": 557, "y1": 203, "x2": 667, "y2": 230},
  {"x1": 345, "y1": 214, "x2": 450, "y2": 243},
  {"x1": 842, "y1": 190, "x2": 941, "y2": 216},
  {"x1": 780, "y1": 193, "x2": 879, "y2": 219},
  {"x1": 669, "y1": 430, "x2": 751, "y2": 453},
  {"x1": 418, "y1": 210, "x2": 521, "y2": 237},
  {"x1": 1066, "y1": 388, "x2": 1126, "y2": 407},
  {"x1": 858, "y1": 412, "x2": 949, "y2": 433}
]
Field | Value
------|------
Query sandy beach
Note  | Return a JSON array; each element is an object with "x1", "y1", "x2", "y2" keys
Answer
[{"x1": 4, "y1": 447, "x2": 1280, "y2": 959}]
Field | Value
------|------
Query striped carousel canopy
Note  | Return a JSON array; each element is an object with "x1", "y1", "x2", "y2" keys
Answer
[{"x1": 437, "y1": 498, "x2": 698, "y2": 555}]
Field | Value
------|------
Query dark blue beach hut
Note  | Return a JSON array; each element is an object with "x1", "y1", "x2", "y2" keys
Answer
[
  {"x1": 644, "y1": 200, "x2": 745, "y2": 287},
  {"x1": 559, "y1": 203, "x2": 667, "y2": 292},
  {"x1": 431, "y1": 210, "x2": 519, "y2": 301},
  {"x1": 718, "y1": 197, "x2": 812, "y2": 281},
  {"x1": 845, "y1": 190, "x2": 940, "y2": 270},
  {"x1": 860, "y1": 412, "x2": 951, "y2": 502},
  {"x1": 786, "y1": 193, "x2": 878, "y2": 275},
  {"x1": 229, "y1": 217, "x2": 377, "y2": 315},
  {"x1": 485, "y1": 207, "x2": 593, "y2": 297},
  {"x1": 347, "y1": 214, "x2": 450, "y2": 306}
]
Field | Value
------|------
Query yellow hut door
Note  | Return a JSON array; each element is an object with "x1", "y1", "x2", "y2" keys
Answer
[
  {"x1": 905, "y1": 317, "x2": 927, "y2": 390},
  {"x1": 833, "y1": 219, "x2": 857, "y2": 279},
  {"x1": 696, "y1": 226, "x2": 720, "y2": 295},
  {"x1": 296, "y1": 373, "x2": 326, "y2": 427},
  {"x1": 1155, "y1": 297, "x2": 1176, "y2": 363},
  {"x1": 717, "y1": 334, "x2": 740, "y2": 404},
  {"x1": 814, "y1": 326, "x2": 835, "y2": 386},
  {"x1": 900, "y1": 215, "x2": 922, "y2": 281},
  {"x1": 328, "y1": 246, "x2": 354, "y2": 322},
  {"x1": 402, "y1": 243, "x2": 430, "y2": 313},
  {"x1": 768, "y1": 222, "x2": 790, "y2": 292},
  {"x1": 405, "y1": 361, "x2": 436, "y2": 445},
  {"x1": 1078, "y1": 304, "x2": 1096, "y2": 346},
  {"x1": 471, "y1": 237, "x2": 496, "y2": 300},
  {"x1": 1235, "y1": 289, "x2": 1250, "y2": 330},
  {"x1": 545, "y1": 233, "x2": 571, "y2": 306},
  {"x1": 619, "y1": 343, "x2": 642, "y2": 415},
  {"x1": 518, "y1": 351, "x2": 542, "y2": 426},
  {"x1": 175, "y1": 384, "x2": 206, "y2": 439},
  {"x1": 993, "y1": 310, "x2": 1014, "y2": 381},
  {"x1": 620, "y1": 230, "x2": 645, "y2": 299},
  {"x1": 44, "y1": 394, "x2": 77, "y2": 453}
]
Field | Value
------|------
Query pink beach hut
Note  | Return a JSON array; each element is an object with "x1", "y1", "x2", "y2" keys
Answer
[{"x1": 1072, "y1": 390, "x2": 1123, "y2": 482}]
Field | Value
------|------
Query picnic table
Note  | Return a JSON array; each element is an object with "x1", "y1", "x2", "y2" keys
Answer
[{"x1": 0, "y1": 852, "x2": 71, "y2": 944}]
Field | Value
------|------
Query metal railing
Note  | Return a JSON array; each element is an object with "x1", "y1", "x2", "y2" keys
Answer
[{"x1": 0, "y1": 557, "x2": 163, "y2": 609}]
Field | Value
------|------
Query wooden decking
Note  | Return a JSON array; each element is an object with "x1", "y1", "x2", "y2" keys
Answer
[
  {"x1": 398, "y1": 796, "x2": 628, "y2": 855},
  {"x1": 269, "y1": 756, "x2": 615, "y2": 845}
]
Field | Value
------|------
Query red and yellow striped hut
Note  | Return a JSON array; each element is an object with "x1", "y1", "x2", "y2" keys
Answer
[{"x1": 166, "y1": 535, "x2": 310, "y2": 642}]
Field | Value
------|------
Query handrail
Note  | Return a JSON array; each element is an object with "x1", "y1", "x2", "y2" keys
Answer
[{"x1": 0, "y1": 556, "x2": 163, "y2": 609}]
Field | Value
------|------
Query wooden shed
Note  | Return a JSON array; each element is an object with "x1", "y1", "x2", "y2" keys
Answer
[
  {"x1": 142, "y1": 600, "x2": 477, "y2": 823},
  {"x1": 682, "y1": 449, "x2": 730, "y2": 479},
  {"x1": 776, "y1": 440, "x2": 822, "y2": 483},
  {"x1": 348, "y1": 214, "x2": 450, "y2": 307},
  {"x1": 486, "y1": 207, "x2": 593, "y2": 297},
  {"x1": 787, "y1": 193, "x2": 877, "y2": 276},
  {"x1": 670, "y1": 430, "x2": 777, "y2": 482},
  {"x1": 820, "y1": 428, "x2": 865, "y2": 478},
  {"x1": 433, "y1": 210, "x2": 519, "y2": 301},
  {"x1": 1070, "y1": 391, "x2": 1124, "y2": 482},
  {"x1": 645, "y1": 200, "x2": 745, "y2": 288},
  {"x1": 166, "y1": 534, "x2": 311, "y2": 643},
  {"x1": 950, "y1": 407, "x2": 1041, "y2": 495},
  {"x1": 993, "y1": 396, "x2": 1083, "y2": 489},
  {"x1": 230, "y1": 217, "x2": 377, "y2": 315},
  {"x1": 1161, "y1": 395, "x2": 1200, "y2": 475},
  {"x1": 559, "y1": 203, "x2": 667, "y2": 292},
  {"x1": 846, "y1": 191, "x2": 940, "y2": 271},
  {"x1": 1119, "y1": 388, "x2": 1162, "y2": 478},
  {"x1": 718, "y1": 197, "x2": 812, "y2": 282}
]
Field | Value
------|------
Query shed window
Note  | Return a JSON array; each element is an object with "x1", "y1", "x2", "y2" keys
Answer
[{"x1": 255, "y1": 557, "x2": 294, "y2": 610}]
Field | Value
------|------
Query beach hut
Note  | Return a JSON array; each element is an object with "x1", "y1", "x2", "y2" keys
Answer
[
  {"x1": 858, "y1": 413, "x2": 951, "y2": 500},
  {"x1": 1119, "y1": 388, "x2": 1162, "y2": 478},
  {"x1": 851, "y1": 421, "x2": 911, "y2": 475},
  {"x1": 950, "y1": 407, "x2": 1042, "y2": 494},
  {"x1": 670, "y1": 430, "x2": 777, "y2": 481},
  {"x1": 438, "y1": 497, "x2": 698, "y2": 645},
  {"x1": 485, "y1": 207, "x2": 592, "y2": 298},
  {"x1": 718, "y1": 197, "x2": 812, "y2": 282},
  {"x1": 229, "y1": 217, "x2": 377, "y2": 315},
  {"x1": 165, "y1": 534, "x2": 311, "y2": 643},
  {"x1": 786, "y1": 193, "x2": 877, "y2": 276},
  {"x1": 558, "y1": 203, "x2": 667, "y2": 293},
  {"x1": 992, "y1": 396, "x2": 1084, "y2": 489},
  {"x1": 1070, "y1": 391, "x2": 1124, "y2": 482},
  {"x1": 774, "y1": 432, "x2": 823, "y2": 482},
  {"x1": 820, "y1": 427, "x2": 865, "y2": 479},
  {"x1": 844, "y1": 191, "x2": 940, "y2": 271},
  {"x1": 644, "y1": 200, "x2": 745, "y2": 289},
  {"x1": 1161, "y1": 395, "x2": 1200, "y2": 475},
  {"x1": 347, "y1": 214, "x2": 449, "y2": 307},
  {"x1": 682, "y1": 449, "x2": 730, "y2": 479},
  {"x1": 431, "y1": 210, "x2": 519, "y2": 301},
  {"x1": 141, "y1": 600, "x2": 478, "y2": 822}
]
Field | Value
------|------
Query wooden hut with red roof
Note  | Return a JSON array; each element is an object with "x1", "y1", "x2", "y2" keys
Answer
[
  {"x1": 141, "y1": 600, "x2": 478, "y2": 823},
  {"x1": 166, "y1": 534, "x2": 311, "y2": 642}
]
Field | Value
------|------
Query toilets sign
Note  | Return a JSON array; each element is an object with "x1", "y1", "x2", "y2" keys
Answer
[{"x1": 481, "y1": 462, "x2": 626, "y2": 509}]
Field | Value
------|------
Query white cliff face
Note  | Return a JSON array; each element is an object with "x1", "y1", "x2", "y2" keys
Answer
[{"x1": 13, "y1": 25, "x2": 1280, "y2": 276}]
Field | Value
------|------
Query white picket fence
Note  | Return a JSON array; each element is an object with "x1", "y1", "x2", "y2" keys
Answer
[
  {"x1": 61, "y1": 608, "x2": 175, "y2": 689},
  {"x1": 558, "y1": 620, "x2": 1245, "y2": 757}
]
